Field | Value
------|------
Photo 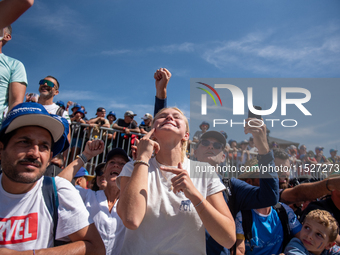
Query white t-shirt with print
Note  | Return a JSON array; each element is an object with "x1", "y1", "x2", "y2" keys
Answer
[
  {"x1": 43, "y1": 103, "x2": 71, "y2": 124},
  {"x1": 117, "y1": 157, "x2": 225, "y2": 255},
  {"x1": 0, "y1": 175, "x2": 92, "y2": 251},
  {"x1": 76, "y1": 187, "x2": 126, "y2": 255}
]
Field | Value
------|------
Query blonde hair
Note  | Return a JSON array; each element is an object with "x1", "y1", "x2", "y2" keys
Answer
[
  {"x1": 304, "y1": 209, "x2": 339, "y2": 242},
  {"x1": 152, "y1": 107, "x2": 189, "y2": 162}
]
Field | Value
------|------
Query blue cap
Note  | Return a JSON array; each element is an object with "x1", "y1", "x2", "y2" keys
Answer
[
  {"x1": 330, "y1": 149, "x2": 338, "y2": 153},
  {"x1": 0, "y1": 103, "x2": 65, "y2": 156},
  {"x1": 50, "y1": 114, "x2": 70, "y2": 157},
  {"x1": 228, "y1": 139, "x2": 236, "y2": 146},
  {"x1": 74, "y1": 167, "x2": 94, "y2": 180},
  {"x1": 107, "y1": 111, "x2": 116, "y2": 119},
  {"x1": 56, "y1": 101, "x2": 65, "y2": 108},
  {"x1": 199, "y1": 121, "x2": 210, "y2": 130},
  {"x1": 75, "y1": 108, "x2": 85, "y2": 118},
  {"x1": 71, "y1": 104, "x2": 81, "y2": 111}
]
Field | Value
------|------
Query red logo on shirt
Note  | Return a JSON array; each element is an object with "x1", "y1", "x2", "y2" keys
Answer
[{"x1": 0, "y1": 213, "x2": 38, "y2": 244}]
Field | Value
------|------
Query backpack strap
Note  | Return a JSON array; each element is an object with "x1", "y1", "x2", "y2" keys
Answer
[
  {"x1": 42, "y1": 177, "x2": 65, "y2": 246},
  {"x1": 42, "y1": 177, "x2": 58, "y2": 244},
  {"x1": 56, "y1": 107, "x2": 65, "y2": 117},
  {"x1": 241, "y1": 210, "x2": 255, "y2": 253},
  {"x1": 222, "y1": 178, "x2": 231, "y2": 203},
  {"x1": 273, "y1": 203, "x2": 291, "y2": 252}
]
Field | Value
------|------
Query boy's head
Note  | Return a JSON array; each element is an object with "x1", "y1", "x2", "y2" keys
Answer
[{"x1": 300, "y1": 209, "x2": 339, "y2": 254}]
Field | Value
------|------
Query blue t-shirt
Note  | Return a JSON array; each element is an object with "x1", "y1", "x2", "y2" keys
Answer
[
  {"x1": 285, "y1": 237, "x2": 340, "y2": 255},
  {"x1": 0, "y1": 53, "x2": 27, "y2": 123},
  {"x1": 236, "y1": 203, "x2": 302, "y2": 255}
]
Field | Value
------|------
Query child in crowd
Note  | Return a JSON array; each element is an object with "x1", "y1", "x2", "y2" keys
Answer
[{"x1": 284, "y1": 209, "x2": 340, "y2": 255}]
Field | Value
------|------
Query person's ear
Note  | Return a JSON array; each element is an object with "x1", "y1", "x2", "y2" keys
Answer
[
  {"x1": 3, "y1": 32, "x2": 11, "y2": 42},
  {"x1": 182, "y1": 132, "x2": 190, "y2": 141}
]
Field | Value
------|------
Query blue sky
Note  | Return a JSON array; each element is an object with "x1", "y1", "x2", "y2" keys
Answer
[{"x1": 5, "y1": 0, "x2": 340, "y2": 156}]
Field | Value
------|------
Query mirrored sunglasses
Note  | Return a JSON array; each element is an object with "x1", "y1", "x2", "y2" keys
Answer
[{"x1": 39, "y1": 79, "x2": 55, "y2": 88}]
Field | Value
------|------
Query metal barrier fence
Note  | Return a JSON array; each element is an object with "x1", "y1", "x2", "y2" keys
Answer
[{"x1": 66, "y1": 122, "x2": 144, "y2": 174}]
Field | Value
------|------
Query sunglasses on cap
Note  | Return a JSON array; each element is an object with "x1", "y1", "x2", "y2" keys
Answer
[
  {"x1": 201, "y1": 139, "x2": 223, "y2": 150},
  {"x1": 39, "y1": 79, "x2": 56, "y2": 88}
]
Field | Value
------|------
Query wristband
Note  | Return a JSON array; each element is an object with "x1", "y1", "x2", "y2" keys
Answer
[
  {"x1": 123, "y1": 127, "x2": 126, "y2": 131},
  {"x1": 195, "y1": 198, "x2": 204, "y2": 208},
  {"x1": 134, "y1": 160, "x2": 150, "y2": 167},
  {"x1": 76, "y1": 153, "x2": 88, "y2": 164}
]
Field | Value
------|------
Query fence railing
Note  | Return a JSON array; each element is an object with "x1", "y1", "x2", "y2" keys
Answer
[{"x1": 66, "y1": 122, "x2": 144, "y2": 174}]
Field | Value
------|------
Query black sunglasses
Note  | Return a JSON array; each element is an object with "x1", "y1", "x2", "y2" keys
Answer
[{"x1": 201, "y1": 139, "x2": 223, "y2": 150}]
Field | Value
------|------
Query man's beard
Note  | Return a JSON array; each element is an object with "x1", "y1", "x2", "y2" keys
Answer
[{"x1": 2, "y1": 157, "x2": 45, "y2": 184}]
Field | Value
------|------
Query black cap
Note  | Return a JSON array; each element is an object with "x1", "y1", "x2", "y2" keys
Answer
[
  {"x1": 106, "y1": 148, "x2": 129, "y2": 162},
  {"x1": 94, "y1": 162, "x2": 106, "y2": 175},
  {"x1": 96, "y1": 107, "x2": 106, "y2": 113}
]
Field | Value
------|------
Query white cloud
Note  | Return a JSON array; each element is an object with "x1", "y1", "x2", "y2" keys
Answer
[
  {"x1": 147, "y1": 42, "x2": 195, "y2": 53},
  {"x1": 201, "y1": 25, "x2": 340, "y2": 75},
  {"x1": 97, "y1": 22, "x2": 340, "y2": 75},
  {"x1": 58, "y1": 90, "x2": 100, "y2": 101},
  {"x1": 26, "y1": 3, "x2": 88, "y2": 38}
]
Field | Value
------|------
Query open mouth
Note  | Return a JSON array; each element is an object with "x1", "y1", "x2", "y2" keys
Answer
[{"x1": 110, "y1": 171, "x2": 119, "y2": 176}]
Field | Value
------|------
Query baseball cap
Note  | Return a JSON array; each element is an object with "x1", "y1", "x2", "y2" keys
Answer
[
  {"x1": 0, "y1": 102, "x2": 64, "y2": 143},
  {"x1": 75, "y1": 108, "x2": 85, "y2": 118},
  {"x1": 107, "y1": 111, "x2": 116, "y2": 120},
  {"x1": 142, "y1": 113, "x2": 153, "y2": 120},
  {"x1": 74, "y1": 167, "x2": 95, "y2": 181},
  {"x1": 241, "y1": 139, "x2": 249, "y2": 144},
  {"x1": 199, "y1": 121, "x2": 210, "y2": 130},
  {"x1": 50, "y1": 114, "x2": 70, "y2": 157},
  {"x1": 220, "y1": 131, "x2": 228, "y2": 140},
  {"x1": 95, "y1": 162, "x2": 106, "y2": 176},
  {"x1": 106, "y1": 148, "x2": 130, "y2": 163},
  {"x1": 96, "y1": 107, "x2": 106, "y2": 113},
  {"x1": 71, "y1": 103, "x2": 81, "y2": 111},
  {"x1": 315, "y1": 146, "x2": 324, "y2": 151},
  {"x1": 330, "y1": 149, "x2": 338, "y2": 153},
  {"x1": 200, "y1": 131, "x2": 226, "y2": 148},
  {"x1": 124, "y1": 110, "x2": 137, "y2": 117},
  {"x1": 228, "y1": 139, "x2": 236, "y2": 146},
  {"x1": 56, "y1": 101, "x2": 65, "y2": 109}
]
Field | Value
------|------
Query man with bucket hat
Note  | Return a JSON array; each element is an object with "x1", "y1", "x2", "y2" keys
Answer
[{"x1": 0, "y1": 102, "x2": 105, "y2": 254}]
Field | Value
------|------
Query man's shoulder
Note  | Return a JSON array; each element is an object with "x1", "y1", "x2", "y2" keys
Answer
[{"x1": 0, "y1": 53, "x2": 23, "y2": 65}]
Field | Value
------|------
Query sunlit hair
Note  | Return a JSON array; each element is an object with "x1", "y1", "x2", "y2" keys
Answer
[
  {"x1": 304, "y1": 209, "x2": 339, "y2": 242},
  {"x1": 152, "y1": 107, "x2": 189, "y2": 162}
]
